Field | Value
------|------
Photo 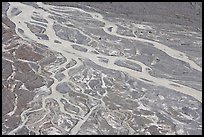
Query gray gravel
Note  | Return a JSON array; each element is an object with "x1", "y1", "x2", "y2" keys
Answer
[{"x1": 43, "y1": 2, "x2": 202, "y2": 31}]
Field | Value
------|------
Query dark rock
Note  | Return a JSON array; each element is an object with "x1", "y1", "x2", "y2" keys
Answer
[
  {"x1": 2, "y1": 59, "x2": 13, "y2": 80},
  {"x1": 15, "y1": 45, "x2": 44, "y2": 62}
]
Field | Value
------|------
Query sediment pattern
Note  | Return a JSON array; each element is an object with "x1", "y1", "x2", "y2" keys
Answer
[{"x1": 2, "y1": 2, "x2": 202, "y2": 135}]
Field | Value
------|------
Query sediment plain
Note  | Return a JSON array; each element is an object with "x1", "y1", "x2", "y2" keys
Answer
[{"x1": 2, "y1": 2, "x2": 202, "y2": 135}]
